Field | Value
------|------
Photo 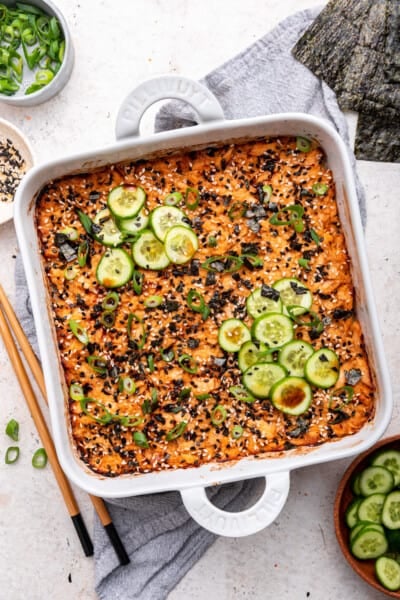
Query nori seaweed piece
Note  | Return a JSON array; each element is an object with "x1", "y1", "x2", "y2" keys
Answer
[
  {"x1": 355, "y1": 112, "x2": 400, "y2": 162},
  {"x1": 385, "y1": 0, "x2": 400, "y2": 83}
]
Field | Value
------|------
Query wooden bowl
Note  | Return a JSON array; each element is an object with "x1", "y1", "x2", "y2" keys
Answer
[{"x1": 334, "y1": 435, "x2": 400, "y2": 598}]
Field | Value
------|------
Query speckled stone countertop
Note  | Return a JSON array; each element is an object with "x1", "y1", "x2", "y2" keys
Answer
[{"x1": 0, "y1": 1, "x2": 399, "y2": 599}]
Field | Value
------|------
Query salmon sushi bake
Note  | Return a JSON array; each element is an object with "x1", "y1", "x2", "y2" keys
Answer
[{"x1": 35, "y1": 135, "x2": 375, "y2": 477}]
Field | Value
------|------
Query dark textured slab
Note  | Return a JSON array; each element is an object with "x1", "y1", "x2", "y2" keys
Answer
[{"x1": 355, "y1": 112, "x2": 400, "y2": 163}]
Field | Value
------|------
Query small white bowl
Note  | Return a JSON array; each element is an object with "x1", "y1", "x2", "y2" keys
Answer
[
  {"x1": 0, "y1": 118, "x2": 34, "y2": 225},
  {"x1": 0, "y1": 0, "x2": 74, "y2": 106}
]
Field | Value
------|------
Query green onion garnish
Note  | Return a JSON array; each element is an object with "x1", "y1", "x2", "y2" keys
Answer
[
  {"x1": 77, "y1": 240, "x2": 89, "y2": 267},
  {"x1": 229, "y1": 385, "x2": 255, "y2": 404},
  {"x1": 179, "y1": 387, "x2": 191, "y2": 400},
  {"x1": 118, "y1": 377, "x2": 136, "y2": 395},
  {"x1": 166, "y1": 421, "x2": 188, "y2": 441},
  {"x1": 195, "y1": 393, "x2": 211, "y2": 400},
  {"x1": 133, "y1": 431, "x2": 149, "y2": 448},
  {"x1": 86, "y1": 355, "x2": 108, "y2": 375},
  {"x1": 161, "y1": 347, "x2": 175, "y2": 362},
  {"x1": 144, "y1": 295, "x2": 163, "y2": 308},
  {"x1": 118, "y1": 414, "x2": 144, "y2": 427},
  {"x1": 329, "y1": 386, "x2": 355, "y2": 409},
  {"x1": 298, "y1": 258, "x2": 311, "y2": 271},
  {"x1": 80, "y1": 397, "x2": 113, "y2": 424},
  {"x1": 187, "y1": 289, "x2": 210, "y2": 320},
  {"x1": 211, "y1": 405, "x2": 227, "y2": 426},
  {"x1": 310, "y1": 228, "x2": 321, "y2": 246},
  {"x1": 312, "y1": 182, "x2": 329, "y2": 196},
  {"x1": 5, "y1": 446, "x2": 19, "y2": 464},
  {"x1": 64, "y1": 265, "x2": 78, "y2": 281},
  {"x1": 132, "y1": 269, "x2": 144, "y2": 295},
  {"x1": 100, "y1": 311, "x2": 116, "y2": 328},
  {"x1": 68, "y1": 319, "x2": 89, "y2": 345},
  {"x1": 165, "y1": 191, "x2": 182, "y2": 206},
  {"x1": 184, "y1": 187, "x2": 200, "y2": 210},
  {"x1": 178, "y1": 353, "x2": 198, "y2": 374},
  {"x1": 287, "y1": 307, "x2": 324, "y2": 333},
  {"x1": 102, "y1": 291, "x2": 119, "y2": 311},
  {"x1": 127, "y1": 313, "x2": 146, "y2": 349},
  {"x1": 269, "y1": 204, "x2": 305, "y2": 233},
  {"x1": 32, "y1": 448, "x2": 47, "y2": 469},
  {"x1": 228, "y1": 201, "x2": 246, "y2": 220},
  {"x1": 207, "y1": 235, "x2": 218, "y2": 248},
  {"x1": 296, "y1": 136, "x2": 312, "y2": 152},
  {"x1": 262, "y1": 184, "x2": 273, "y2": 203},
  {"x1": 231, "y1": 425, "x2": 244, "y2": 439},
  {"x1": 69, "y1": 382, "x2": 84, "y2": 401},
  {"x1": 5, "y1": 418, "x2": 19, "y2": 441},
  {"x1": 147, "y1": 354, "x2": 155, "y2": 372},
  {"x1": 241, "y1": 254, "x2": 263, "y2": 268},
  {"x1": 201, "y1": 254, "x2": 243, "y2": 273}
]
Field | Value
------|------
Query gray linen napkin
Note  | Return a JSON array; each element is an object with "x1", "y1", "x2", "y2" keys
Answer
[{"x1": 15, "y1": 7, "x2": 366, "y2": 600}]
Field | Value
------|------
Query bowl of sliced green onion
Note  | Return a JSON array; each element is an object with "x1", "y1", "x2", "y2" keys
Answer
[{"x1": 0, "y1": 0, "x2": 74, "y2": 105}]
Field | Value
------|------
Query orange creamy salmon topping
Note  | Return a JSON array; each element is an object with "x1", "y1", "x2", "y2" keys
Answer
[{"x1": 35, "y1": 136, "x2": 375, "y2": 476}]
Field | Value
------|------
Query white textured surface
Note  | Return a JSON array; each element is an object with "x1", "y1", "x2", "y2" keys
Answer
[{"x1": 0, "y1": 1, "x2": 399, "y2": 599}]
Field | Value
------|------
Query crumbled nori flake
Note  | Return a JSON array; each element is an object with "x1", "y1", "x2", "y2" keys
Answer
[
  {"x1": 261, "y1": 284, "x2": 280, "y2": 301},
  {"x1": 345, "y1": 368, "x2": 362, "y2": 385},
  {"x1": 332, "y1": 308, "x2": 354, "y2": 320}
]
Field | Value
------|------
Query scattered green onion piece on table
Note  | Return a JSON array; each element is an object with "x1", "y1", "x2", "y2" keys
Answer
[
  {"x1": 32, "y1": 448, "x2": 47, "y2": 469},
  {"x1": 5, "y1": 446, "x2": 19, "y2": 464},
  {"x1": 132, "y1": 269, "x2": 144, "y2": 295},
  {"x1": 164, "y1": 191, "x2": 182, "y2": 206},
  {"x1": 312, "y1": 182, "x2": 329, "y2": 196},
  {"x1": 5, "y1": 418, "x2": 19, "y2": 441},
  {"x1": 231, "y1": 425, "x2": 244, "y2": 439},
  {"x1": 68, "y1": 319, "x2": 89, "y2": 345},
  {"x1": 64, "y1": 265, "x2": 78, "y2": 280},
  {"x1": 100, "y1": 310, "x2": 115, "y2": 328},
  {"x1": 296, "y1": 136, "x2": 312, "y2": 152},
  {"x1": 229, "y1": 385, "x2": 255, "y2": 404},
  {"x1": 102, "y1": 291, "x2": 119, "y2": 311},
  {"x1": 118, "y1": 377, "x2": 136, "y2": 395},
  {"x1": 166, "y1": 421, "x2": 188, "y2": 441},
  {"x1": 133, "y1": 431, "x2": 149, "y2": 449},
  {"x1": 69, "y1": 382, "x2": 84, "y2": 401},
  {"x1": 184, "y1": 187, "x2": 200, "y2": 210},
  {"x1": 178, "y1": 353, "x2": 198, "y2": 374},
  {"x1": 144, "y1": 295, "x2": 163, "y2": 308},
  {"x1": 211, "y1": 405, "x2": 228, "y2": 426},
  {"x1": 86, "y1": 355, "x2": 108, "y2": 375},
  {"x1": 187, "y1": 289, "x2": 210, "y2": 320},
  {"x1": 127, "y1": 313, "x2": 146, "y2": 349},
  {"x1": 80, "y1": 397, "x2": 113, "y2": 424},
  {"x1": 161, "y1": 347, "x2": 175, "y2": 362},
  {"x1": 77, "y1": 240, "x2": 89, "y2": 267}
]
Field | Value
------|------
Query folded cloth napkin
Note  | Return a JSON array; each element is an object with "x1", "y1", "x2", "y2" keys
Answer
[{"x1": 15, "y1": 7, "x2": 366, "y2": 600}]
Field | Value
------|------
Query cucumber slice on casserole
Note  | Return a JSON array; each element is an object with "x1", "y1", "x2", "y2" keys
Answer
[
  {"x1": 272, "y1": 277, "x2": 312, "y2": 316},
  {"x1": 251, "y1": 313, "x2": 294, "y2": 349},
  {"x1": 270, "y1": 376, "x2": 313, "y2": 415},
  {"x1": 238, "y1": 341, "x2": 272, "y2": 372},
  {"x1": 93, "y1": 208, "x2": 125, "y2": 247},
  {"x1": 246, "y1": 286, "x2": 282, "y2": 318},
  {"x1": 132, "y1": 230, "x2": 170, "y2": 270},
  {"x1": 164, "y1": 225, "x2": 198, "y2": 264},
  {"x1": 150, "y1": 206, "x2": 190, "y2": 242},
  {"x1": 107, "y1": 185, "x2": 146, "y2": 219},
  {"x1": 218, "y1": 319, "x2": 251, "y2": 353},
  {"x1": 243, "y1": 363, "x2": 287, "y2": 398},
  {"x1": 96, "y1": 248, "x2": 134, "y2": 288},
  {"x1": 304, "y1": 348, "x2": 340, "y2": 388},
  {"x1": 278, "y1": 340, "x2": 314, "y2": 377},
  {"x1": 117, "y1": 209, "x2": 149, "y2": 235}
]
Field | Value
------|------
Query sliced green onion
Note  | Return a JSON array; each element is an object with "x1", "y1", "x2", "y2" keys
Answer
[
  {"x1": 262, "y1": 184, "x2": 273, "y2": 203},
  {"x1": 100, "y1": 311, "x2": 116, "y2": 328},
  {"x1": 86, "y1": 355, "x2": 108, "y2": 375},
  {"x1": 329, "y1": 386, "x2": 355, "y2": 409},
  {"x1": 69, "y1": 382, "x2": 84, "y2": 401},
  {"x1": 207, "y1": 235, "x2": 218, "y2": 248},
  {"x1": 241, "y1": 253, "x2": 263, "y2": 268},
  {"x1": 5, "y1": 418, "x2": 19, "y2": 441},
  {"x1": 179, "y1": 387, "x2": 191, "y2": 400},
  {"x1": 229, "y1": 385, "x2": 255, "y2": 404},
  {"x1": 166, "y1": 421, "x2": 188, "y2": 441},
  {"x1": 161, "y1": 347, "x2": 175, "y2": 362},
  {"x1": 195, "y1": 393, "x2": 211, "y2": 400},
  {"x1": 118, "y1": 414, "x2": 143, "y2": 427},
  {"x1": 127, "y1": 313, "x2": 146, "y2": 349},
  {"x1": 147, "y1": 354, "x2": 155, "y2": 372},
  {"x1": 64, "y1": 265, "x2": 78, "y2": 280},
  {"x1": 102, "y1": 291, "x2": 119, "y2": 311},
  {"x1": 144, "y1": 295, "x2": 163, "y2": 308},
  {"x1": 68, "y1": 319, "x2": 89, "y2": 345},
  {"x1": 211, "y1": 405, "x2": 227, "y2": 426},
  {"x1": 32, "y1": 448, "x2": 47, "y2": 469},
  {"x1": 287, "y1": 307, "x2": 324, "y2": 333},
  {"x1": 165, "y1": 191, "x2": 182, "y2": 206},
  {"x1": 296, "y1": 136, "x2": 312, "y2": 152},
  {"x1": 132, "y1": 269, "x2": 144, "y2": 295},
  {"x1": 298, "y1": 258, "x2": 311, "y2": 271},
  {"x1": 184, "y1": 187, "x2": 200, "y2": 210},
  {"x1": 77, "y1": 240, "x2": 89, "y2": 267},
  {"x1": 312, "y1": 182, "x2": 329, "y2": 196},
  {"x1": 142, "y1": 388, "x2": 158, "y2": 414},
  {"x1": 80, "y1": 397, "x2": 113, "y2": 424},
  {"x1": 201, "y1": 254, "x2": 243, "y2": 273},
  {"x1": 228, "y1": 201, "x2": 246, "y2": 220},
  {"x1": 133, "y1": 431, "x2": 149, "y2": 448},
  {"x1": 231, "y1": 425, "x2": 244, "y2": 439},
  {"x1": 187, "y1": 289, "x2": 210, "y2": 320},
  {"x1": 5, "y1": 446, "x2": 19, "y2": 464},
  {"x1": 269, "y1": 204, "x2": 304, "y2": 233},
  {"x1": 178, "y1": 353, "x2": 198, "y2": 374},
  {"x1": 310, "y1": 228, "x2": 321, "y2": 246},
  {"x1": 60, "y1": 226, "x2": 78, "y2": 241},
  {"x1": 118, "y1": 376, "x2": 136, "y2": 395}
]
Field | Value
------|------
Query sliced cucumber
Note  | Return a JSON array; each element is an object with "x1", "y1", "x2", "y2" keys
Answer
[
  {"x1": 117, "y1": 209, "x2": 149, "y2": 235},
  {"x1": 386, "y1": 529, "x2": 400, "y2": 553},
  {"x1": 372, "y1": 449, "x2": 400, "y2": 487},
  {"x1": 243, "y1": 363, "x2": 287, "y2": 398},
  {"x1": 218, "y1": 319, "x2": 251, "y2": 353},
  {"x1": 107, "y1": 185, "x2": 146, "y2": 219},
  {"x1": 270, "y1": 376, "x2": 313, "y2": 415},
  {"x1": 164, "y1": 225, "x2": 198, "y2": 264},
  {"x1": 304, "y1": 348, "x2": 340, "y2": 388},
  {"x1": 132, "y1": 230, "x2": 170, "y2": 270},
  {"x1": 351, "y1": 526, "x2": 388, "y2": 560},
  {"x1": 238, "y1": 341, "x2": 272, "y2": 372},
  {"x1": 251, "y1": 313, "x2": 294, "y2": 349},
  {"x1": 96, "y1": 248, "x2": 134, "y2": 288},
  {"x1": 345, "y1": 497, "x2": 363, "y2": 528},
  {"x1": 93, "y1": 208, "x2": 125, "y2": 247},
  {"x1": 246, "y1": 286, "x2": 282, "y2": 319},
  {"x1": 272, "y1": 277, "x2": 312, "y2": 316},
  {"x1": 357, "y1": 493, "x2": 386, "y2": 524},
  {"x1": 376, "y1": 556, "x2": 400, "y2": 591},
  {"x1": 352, "y1": 473, "x2": 361, "y2": 496},
  {"x1": 359, "y1": 465, "x2": 394, "y2": 497},
  {"x1": 382, "y1": 491, "x2": 400, "y2": 529},
  {"x1": 150, "y1": 206, "x2": 190, "y2": 242},
  {"x1": 278, "y1": 340, "x2": 314, "y2": 377},
  {"x1": 349, "y1": 521, "x2": 383, "y2": 543}
]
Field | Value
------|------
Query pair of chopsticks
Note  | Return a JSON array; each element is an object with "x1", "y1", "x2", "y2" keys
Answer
[{"x1": 0, "y1": 284, "x2": 130, "y2": 565}]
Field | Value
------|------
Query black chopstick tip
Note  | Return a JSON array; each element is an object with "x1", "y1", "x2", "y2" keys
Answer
[
  {"x1": 71, "y1": 513, "x2": 94, "y2": 557},
  {"x1": 104, "y1": 522, "x2": 130, "y2": 566}
]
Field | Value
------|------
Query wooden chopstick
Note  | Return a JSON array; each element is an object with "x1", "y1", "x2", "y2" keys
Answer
[{"x1": 0, "y1": 284, "x2": 130, "y2": 565}]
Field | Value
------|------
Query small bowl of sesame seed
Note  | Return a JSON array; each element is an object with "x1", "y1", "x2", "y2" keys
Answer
[{"x1": 0, "y1": 118, "x2": 34, "y2": 225}]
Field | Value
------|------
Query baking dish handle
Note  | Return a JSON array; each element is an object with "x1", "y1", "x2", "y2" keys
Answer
[
  {"x1": 180, "y1": 471, "x2": 290, "y2": 537},
  {"x1": 115, "y1": 75, "x2": 224, "y2": 140}
]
